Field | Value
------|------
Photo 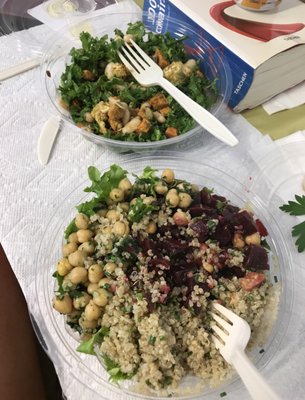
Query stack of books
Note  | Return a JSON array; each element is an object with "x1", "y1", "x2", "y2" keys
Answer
[{"x1": 142, "y1": 0, "x2": 305, "y2": 112}]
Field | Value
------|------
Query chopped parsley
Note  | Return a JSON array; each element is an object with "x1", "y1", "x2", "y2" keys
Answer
[{"x1": 280, "y1": 195, "x2": 305, "y2": 252}]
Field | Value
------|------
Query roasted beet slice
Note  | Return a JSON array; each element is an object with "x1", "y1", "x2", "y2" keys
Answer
[
  {"x1": 138, "y1": 236, "x2": 159, "y2": 255},
  {"x1": 172, "y1": 269, "x2": 187, "y2": 286},
  {"x1": 189, "y1": 220, "x2": 209, "y2": 242},
  {"x1": 201, "y1": 206, "x2": 218, "y2": 218},
  {"x1": 192, "y1": 192, "x2": 202, "y2": 205},
  {"x1": 159, "y1": 238, "x2": 189, "y2": 256},
  {"x1": 223, "y1": 205, "x2": 240, "y2": 221},
  {"x1": 211, "y1": 194, "x2": 227, "y2": 205},
  {"x1": 244, "y1": 244, "x2": 269, "y2": 270},
  {"x1": 144, "y1": 292, "x2": 155, "y2": 313},
  {"x1": 158, "y1": 224, "x2": 182, "y2": 240},
  {"x1": 212, "y1": 222, "x2": 233, "y2": 246},
  {"x1": 231, "y1": 210, "x2": 258, "y2": 235},
  {"x1": 148, "y1": 258, "x2": 170, "y2": 271},
  {"x1": 218, "y1": 266, "x2": 246, "y2": 279},
  {"x1": 200, "y1": 187, "x2": 212, "y2": 206},
  {"x1": 189, "y1": 205, "x2": 205, "y2": 217}
]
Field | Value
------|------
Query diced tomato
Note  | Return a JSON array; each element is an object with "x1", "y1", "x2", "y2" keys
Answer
[
  {"x1": 255, "y1": 219, "x2": 268, "y2": 237},
  {"x1": 160, "y1": 284, "x2": 170, "y2": 294},
  {"x1": 240, "y1": 272, "x2": 265, "y2": 291}
]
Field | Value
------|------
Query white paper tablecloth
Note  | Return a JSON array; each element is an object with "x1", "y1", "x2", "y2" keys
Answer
[{"x1": 1, "y1": 10, "x2": 305, "y2": 399}]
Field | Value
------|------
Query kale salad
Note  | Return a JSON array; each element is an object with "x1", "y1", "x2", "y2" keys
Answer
[{"x1": 58, "y1": 22, "x2": 219, "y2": 142}]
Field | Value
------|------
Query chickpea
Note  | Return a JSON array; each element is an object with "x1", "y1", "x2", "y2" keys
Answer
[
  {"x1": 73, "y1": 292, "x2": 91, "y2": 310},
  {"x1": 52, "y1": 295, "x2": 73, "y2": 314},
  {"x1": 69, "y1": 267, "x2": 88, "y2": 284},
  {"x1": 99, "y1": 209, "x2": 108, "y2": 217},
  {"x1": 62, "y1": 242, "x2": 78, "y2": 257},
  {"x1": 88, "y1": 264, "x2": 104, "y2": 283},
  {"x1": 119, "y1": 202, "x2": 129, "y2": 212},
  {"x1": 92, "y1": 288, "x2": 109, "y2": 307},
  {"x1": 84, "y1": 300, "x2": 102, "y2": 321},
  {"x1": 178, "y1": 192, "x2": 192, "y2": 208},
  {"x1": 109, "y1": 188, "x2": 124, "y2": 202},
  {"x1": 104, "y1": 262, "x2": 117, "y2": 274},
  {"x1": 233, "y1": 232, "x2": 245, "y2": 249},
  {"x1": 78, "y1": 241, "x2": 95, "y2": 255},
  {"x1": 106, "y1": 209, "x2": 120, "y2": 221},
  {"x1": 245, "y1": 232, "x2": 261, "y2": 246},
  {"x1": 202, "y1": 262, "x2": 214, "y2": 274},
  {"x1": 75, "y1": 213, "x2": 89, "y2": 230},
  {"x1": 79, "y1": 317, "x2": 98, "y2": 330},
  {"x1": 161, "y1": 168, "x2": 175, "y2": 184},
  {"x1": 98, "y1": 277, "x2": 111, "y2": 288},
  {"x1": 118, "y1": 178, "x2": 132, "y2": 195},
  {"x1": 113, "y1": 221, "x2": 129, "y2": 236},
  {"x1": 57, "y1": 258, "x2": 73, "y2": 276},
  {"x1": 154, "y1": 181, "x2": 168, "y2": 195},
  {"x1": 77, "y1": 229, "x2": 94, "y2": 244},
  {"x1": 146, "y1": 221, "x2": 157, "y2": 234},
  {"x1": 130, "y1": 198, "x2": 137, "y2": 206},
  {"x1": 166, "y1": 189, "x2": 179, "y2": 208},
  {"x1": 87, "y1": 282, "x2": 99, "y2": 295},
  {"x1": 68, "y1": 250, "x2": 86, "y2": 267},
  {"x1": 68, "y1": 232, "x2": 79, "y2": 243},
  {"x1": 143, "y1": 196, "x2": 156, "y2": 205},
  {"x1": 173, "y1": 211, "x2": 189, "y2": 226}
]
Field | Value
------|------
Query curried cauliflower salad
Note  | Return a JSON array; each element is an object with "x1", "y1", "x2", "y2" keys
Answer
[{"x1": 58, "y1": 22, "x2": 219, "y2": 142}]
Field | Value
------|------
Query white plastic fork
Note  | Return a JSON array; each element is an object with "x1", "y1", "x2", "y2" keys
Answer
[
  {"x1": 118, "y1": 39, "x2": 238, "y2": 147},
  {"x1": 210, "y1": 302, "x2": 280, "y2": 400}
]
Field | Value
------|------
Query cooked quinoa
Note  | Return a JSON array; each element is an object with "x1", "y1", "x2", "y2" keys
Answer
[{"x1": 52, "y1": 165, "x2": 275, "y2": 392}]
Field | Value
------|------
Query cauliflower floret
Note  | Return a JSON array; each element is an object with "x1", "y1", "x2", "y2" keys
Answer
[
  {"x1": 163, "y1": 59, "x2": 197, "y2": 85},
  {"x1": 104, "y1": 62, "x2": 129, "y2": 80},
  {"x1": 163, "y1": 61, "x2": 186, "y2": 85},
  {"x1": 91, "y1": 101, "x2": 110, "y2": 134}
]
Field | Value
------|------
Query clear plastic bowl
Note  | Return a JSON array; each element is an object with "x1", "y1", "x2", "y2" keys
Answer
[
  {"x1": 40, "y1": 11, "x2": 233, "y2": 152},
  {"x1": 33, "y1": 152, "x2": 294, "y2": 400}
]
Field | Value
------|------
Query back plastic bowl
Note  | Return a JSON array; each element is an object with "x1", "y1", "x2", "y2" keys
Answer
[
  {"x1": 40, "y1": 11, "x2": 233, "y2": 152},
  {"x1": 33, "y1": 153, "x2": 294, "y2": 400}
]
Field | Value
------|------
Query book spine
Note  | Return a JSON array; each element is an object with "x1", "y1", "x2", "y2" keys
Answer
[{"x1": 142, "y1": 0, "x2": 255, "y2": 110}]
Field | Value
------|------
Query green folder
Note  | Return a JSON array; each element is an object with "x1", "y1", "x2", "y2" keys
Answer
[{"x1": 241, "y1": 104, "x2": 305, "y2": 140}]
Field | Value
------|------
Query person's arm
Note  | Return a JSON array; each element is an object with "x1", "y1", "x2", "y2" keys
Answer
[{"x1": 0, "y1": 243, "x2": 47, "y2": 400}]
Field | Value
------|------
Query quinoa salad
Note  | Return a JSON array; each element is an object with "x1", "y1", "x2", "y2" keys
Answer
[{"x1": 52, "y1": 165, "x2": 275, "y2": 392}]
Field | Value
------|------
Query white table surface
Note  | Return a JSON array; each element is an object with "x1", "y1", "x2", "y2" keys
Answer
[{"x1": 1, "y1": 14, "x2": 305, "y2": 400}]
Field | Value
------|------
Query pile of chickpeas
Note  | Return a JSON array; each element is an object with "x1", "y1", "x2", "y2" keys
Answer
[{"x1": 52, "y1": 167, "x2": 196, "y2": 333}]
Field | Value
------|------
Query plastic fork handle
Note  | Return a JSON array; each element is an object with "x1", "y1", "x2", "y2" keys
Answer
[
  {"x1": 231, "y1": 349, "x2": 281, "y2": 400},
  {"x1": 0, "y1": 57, "x2": 42, "y2": 81},
  {"x1": 158, "y1": 77, "x2": 238, "y2": 146}
]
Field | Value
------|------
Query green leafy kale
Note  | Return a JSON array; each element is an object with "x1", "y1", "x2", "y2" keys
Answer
[
  {"x1": 128, "y1": 197, "x2": 159, "y2": 223},
  {"x1": 77, "y1": 326, "x2": 110, "y2": 355},
  {"x1": 280, "y1": 195, "x2": 305, "y2": 252}
]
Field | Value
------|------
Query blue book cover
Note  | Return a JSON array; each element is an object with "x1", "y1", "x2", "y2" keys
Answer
[{"x1": 142, "y1": 0, "x2": 255, "y2": 110}]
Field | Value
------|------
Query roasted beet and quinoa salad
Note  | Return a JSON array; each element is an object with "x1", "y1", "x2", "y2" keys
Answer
[{"x1": 52, "y1": 165, "x2": 275, "y2": 391}]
